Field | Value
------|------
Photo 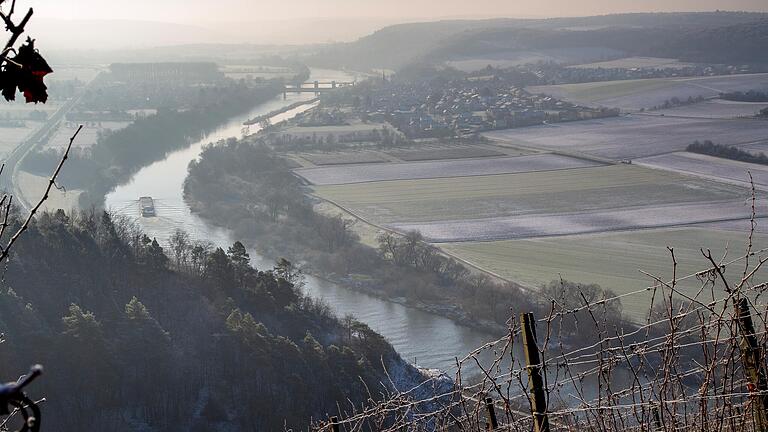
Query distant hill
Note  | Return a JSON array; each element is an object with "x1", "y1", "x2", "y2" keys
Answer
[{"x1": 302, "y1": 12, "x2": 768, "y2": 70}]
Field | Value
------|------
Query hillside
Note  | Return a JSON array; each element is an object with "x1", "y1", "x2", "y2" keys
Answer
[
  {"x1": 302, "y1": 12, "x2": 768, "y2": 70},
  {"x1": 0, "y1": 209, "x2": 435, "y2": 431}
]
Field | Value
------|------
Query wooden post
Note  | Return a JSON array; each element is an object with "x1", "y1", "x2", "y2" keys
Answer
[
  {"x1": 652, "y1": 404, "x2": 663, "y2": 431},
  {"x1": 329, "y1": 416, "x2": 340, "y2": 432},
  {"x1": 521, "y1": 312, "x2": 550, "y2": 432},
  {"x1": 485, "y1": 397, "x2": 499, "y2": 430},
  {"x1": 735, "y1": 298, "x2": 768, "y2": 432}
]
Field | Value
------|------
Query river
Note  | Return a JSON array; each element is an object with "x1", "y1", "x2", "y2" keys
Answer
[{"x1": 104, "y1": 69, "x2": 499, "y2": 375}]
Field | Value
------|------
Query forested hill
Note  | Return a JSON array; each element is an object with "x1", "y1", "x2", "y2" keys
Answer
[
  {"x1": 303, "y1": 12, "x2": 768, "y2": 70},
  {"x1": 0, "y1": 209, "x2": 432, "y2": 430}
]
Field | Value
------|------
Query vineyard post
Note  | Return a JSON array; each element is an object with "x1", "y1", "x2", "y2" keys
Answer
[
  {"x1": 735, "y1": 298, "x2": 768, "y2": 431},
  {"x1": 485, "y1": 397, "x2": 499, "y2": 430},
  {"x1": 652, "y1": 404, "x2": 663, "y2": 431},
  {"x1": 521, "y1": 312, "x2": 550, "y2": 432}
]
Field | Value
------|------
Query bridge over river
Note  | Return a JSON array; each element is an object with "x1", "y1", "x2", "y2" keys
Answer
[{"x1": 283, "y1": 80, "x2": 355, "y2": 97}]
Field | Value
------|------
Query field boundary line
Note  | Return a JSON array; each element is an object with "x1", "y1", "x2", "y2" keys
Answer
[
  {"x1": 483, "y1": 135, "x2": 617, "y2": 165},
  {"x1": 305, "y1": 190, "x2": 534, "y2": 290}
]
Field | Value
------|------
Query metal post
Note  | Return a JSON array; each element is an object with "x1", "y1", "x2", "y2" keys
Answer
[
  {"x1": 485, "y1": 397, "x2": 499, "y2": 430},
  {"x1": 521, "y1": 312, "x2": 550, "y2": 432},
  {"x1": 735, "y1": 298, "x2": 768, "y2": 432}
]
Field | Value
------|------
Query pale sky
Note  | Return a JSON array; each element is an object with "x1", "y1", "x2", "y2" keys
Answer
[{"x1": 26, "y1": 0, "x2": 768, "y2": 23}]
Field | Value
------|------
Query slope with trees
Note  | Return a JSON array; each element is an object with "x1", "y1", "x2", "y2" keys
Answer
[{"x1": 0, "y1": 208, "x2": 430, "y2": 430}]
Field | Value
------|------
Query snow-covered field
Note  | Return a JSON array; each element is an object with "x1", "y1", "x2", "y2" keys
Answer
[
  {"x1": 390, "y1": 200, "x2": 764, "y2": 242},
  {"x1": 528, "y1": 73, "x2": 768, "y2": 111},
  {"x1": 484, "y1": 115, "x2": 768, "y2": 160},
  {"x1": 296, "y1": 153, "x2": 601, "y2": 185}
]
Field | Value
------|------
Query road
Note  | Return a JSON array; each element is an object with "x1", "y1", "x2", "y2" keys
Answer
[{"x1": 1, "y1": 96, "x2": 80, "y2": 213}]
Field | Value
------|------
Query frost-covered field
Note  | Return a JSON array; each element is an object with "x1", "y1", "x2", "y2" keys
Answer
[
  {"x1": 312, "y1": 165, "x2": 746, "y2": 224},
  {"x1": 484, "y1": 115, "x2": 768, "y2": 160},
  {"x1": 390, "y1": 200, "x2": 765, "y2": 242},
  {"x1": 528, "y1": 73, "x2": 768, "y2": 111},
  {"x1": 0, "y1": 122, "x2": 42, "y2": 157},
  {"x1": 296, "y1": 153, "x2": 600, "y2": 185},
  {"x1": 297, "y1": 151, "x2": 388, "y2": 166},
  {"x1": 636, "y1": 152, "x2": 768, "y2": 189},
  {"x1": 45, "y1": 121, "x2": 131, "y2": 151}
]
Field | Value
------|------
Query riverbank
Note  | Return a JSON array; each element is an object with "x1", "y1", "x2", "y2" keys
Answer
[{"x1": 243, "y1": 98, "x2": 319, "y2": 126}]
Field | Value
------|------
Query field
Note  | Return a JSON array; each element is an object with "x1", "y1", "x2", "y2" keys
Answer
[
  {"x1": 637, "y1": 152, "x2": 768, "y2": 190},
  {"x1": 385, "y1": 145, "x2": 510, "y2": 161},
  {"x1": 528, "y1": 73, "x2": 768, "y2": 111},
  {"x1": 293, "y1": 151, "x2": 389, "y2": 166},
  {"x1": 442, "y1": 227, "x2": 768, "y2": 322},
  {"x1": 311, "y1": 165, "x2": 747, "y2": 224},
  {"x1": 568, "y1": 57, "x2": 697, "y2": 70},
  {"x1": 45, "y1": 121, "x2": 131, "y2": 151},
  {"x1": 0, "y1": 122, "x2": 43, "y2": 157},
  {"x1": 653, "y1": 99, "x2": 768, "y2": 118},
  {"x1": 0, "y1": 101, "x2": 61, "y2": 119},
  {"x1": 296, "y1": 153, "x2": 602, "y2": 185},
  {"x1": 483, "y1": 115, "x2": 768, "y2": 160},
  {"x1": 391, "y1": 200, "x2": 764, "y2": 242},
  {"x1": 17, "y1": 170, "x2": 82, "y2": 212}
]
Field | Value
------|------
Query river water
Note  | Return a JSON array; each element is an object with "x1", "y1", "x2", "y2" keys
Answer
[{"x1": 104, "y1": 69, "x2": 499, "y2": 375}]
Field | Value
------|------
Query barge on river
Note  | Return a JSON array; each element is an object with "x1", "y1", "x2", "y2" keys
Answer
[{"x1": 139, "y1": 196, "x2": 156, "y2": 217}]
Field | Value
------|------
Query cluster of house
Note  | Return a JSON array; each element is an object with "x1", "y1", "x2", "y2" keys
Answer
[{"x1": 357, "y1": 81, "x2": 618, "y2": 137}]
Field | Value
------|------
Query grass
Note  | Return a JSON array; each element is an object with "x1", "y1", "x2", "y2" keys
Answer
[
  {"x1": 312, "y1": 164, "x2": 747, "y2": 223},
  {"x1": 442, "y1": 227, "x2": 768, "y2": 322}
]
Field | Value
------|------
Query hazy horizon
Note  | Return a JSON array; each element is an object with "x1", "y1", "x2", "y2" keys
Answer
[
  {"x1": 29, "y1": 0, "x2": 768, "y2": 22},
  {"x1": 14, "y1": 0, "x2": 768, "y2": 51}
]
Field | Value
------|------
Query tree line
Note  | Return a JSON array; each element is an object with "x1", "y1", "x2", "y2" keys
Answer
[
  {"x1": 720, "y1": 90, "x2": 768, "y2": 102},
  {"x1": 687, "y1": 139, "x2": 768, "y2": 165}
]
